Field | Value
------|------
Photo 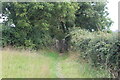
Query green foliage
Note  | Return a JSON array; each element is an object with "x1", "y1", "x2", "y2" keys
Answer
[
  {"x1": 70, "y1": 27, "x2": 94, "y2": 51},
  {"x1": 2, "y1": 2, "x2": 112, "y2": 49},
  {"x1": 75, "y1": 2, "x2": 113, "y2": 31},
  {"x1": 2, "y1": 2, "x2": 78, "y2": 49},
  {"x1": 1, "y1": 2, "x2": 116, "y2": 78},
  {"x1": 107, "y1": 37, "x2": 120, "y2": 73},
  {"x1": 71, "y1": 28, "x2": 120, "y2": 77}
]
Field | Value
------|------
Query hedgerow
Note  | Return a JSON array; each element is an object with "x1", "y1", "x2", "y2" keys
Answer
[{"x1": 70, "y1": 28, "x2": 120, "y2": 77}]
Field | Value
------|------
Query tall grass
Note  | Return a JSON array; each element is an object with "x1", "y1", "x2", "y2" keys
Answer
[
  {"x1": 2, "y1": 48, "x2": 57, "y2": 78},
  {"x1": 2, "y1": 48, "x2": 111, "y2": 78},
  {"x1": 59, "y1": 52, "x2": 111, "y2": 78}
]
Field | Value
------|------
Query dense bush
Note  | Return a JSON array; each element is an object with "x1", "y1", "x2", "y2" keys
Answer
[
  {"x1": 70, "y1": 28, "x2": 93, "y2": 51},
  {"x1": 70, "y1": 28, "x2": 120, "y2": 77},
  {"x1": 1, "y1": 24, "x2": 53, "y2": 50}
]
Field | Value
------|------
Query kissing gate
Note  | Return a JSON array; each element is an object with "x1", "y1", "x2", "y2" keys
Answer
[{"x1": 55, "y1": 39, "x2": 68, "y2": 53}]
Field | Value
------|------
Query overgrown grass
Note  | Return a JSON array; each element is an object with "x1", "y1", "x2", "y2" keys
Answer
[
  {"x1": 59, "y1": 52, "x2": 111, "y2": 78},
  {"x1": 2, "y1": 48, "x2": 111, "y2": 78},
  {"x1": 2, "y1": 48, "x2": 57, "y2": 78}
]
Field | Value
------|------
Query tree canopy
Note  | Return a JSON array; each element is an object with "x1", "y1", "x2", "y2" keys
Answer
[
  {"x1": 75, "y1": 2, "x2": 113, "y2": 31},
  {"x1": 2, "y1": 2, "x2": 112, "y2": 49}
]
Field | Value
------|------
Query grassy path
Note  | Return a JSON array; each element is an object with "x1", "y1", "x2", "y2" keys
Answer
[
  {"x1": 1, "y1": 49, "x2": 111, "y2": 78},
  {"x1": 56, "y1": 62, "x2": 64, "y2": 78}
]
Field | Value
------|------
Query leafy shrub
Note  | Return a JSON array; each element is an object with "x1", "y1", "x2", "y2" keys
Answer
[
  {"x1": 24, "y1": 40, "x2": 35, "y2": 49},
  {"x1": 70, "y1": 28, "x2": 94, "y2": 52},
  {"x1": 2, "y1": 24, "x2": 53, "y2": 50},
  {"x1": 70, "y1": 28, "x2": 120, "y2": 77}
]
